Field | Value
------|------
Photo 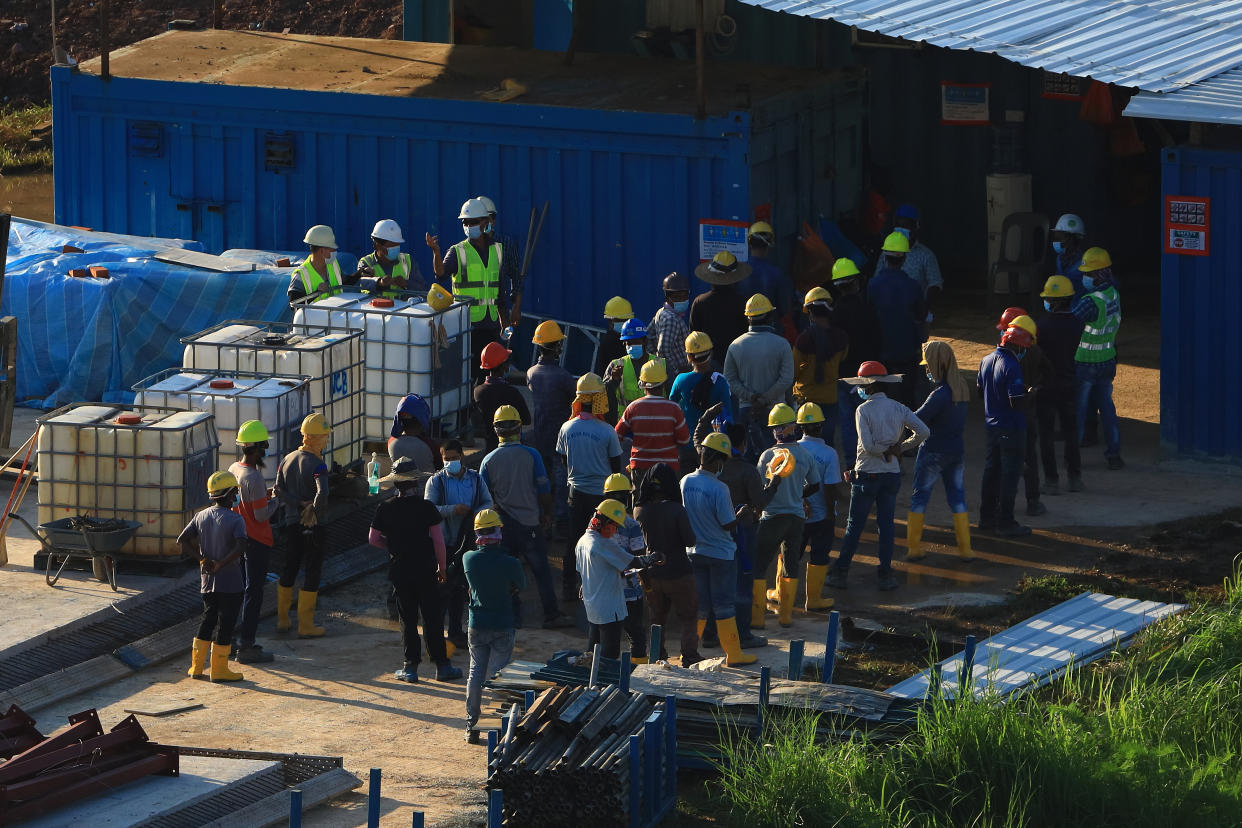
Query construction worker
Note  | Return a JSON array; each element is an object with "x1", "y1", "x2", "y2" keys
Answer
[
  {"x1": 388, "y1": 394, "x2": 439, "y2": 471},
  {"x1": 527, "y1": 320, "x2": 576, "y2": 535},
  {"x1": 1050, "y1": 213, "x2": 1089, "y2": 295},
  {"x1": 828, "y1": 257, "x2": 884, "y2": 469},
  {"x1": 669, "y1": 331, "x2": 732, "y2": 452},
  {"x1": 463, "y1": 509, "x2": 525, "y2": 743},
  {"x1": 723, "y1": 294, "x2": 794, "y2": 459},
  {"x1": 557, "y1": 372, "x2": 624, "y2": 598},
  {"x1": 754, "y1": 403, "x2": 820, "y2": 627},
  {"x1": 648, "y1": 272, "x2": 692, "y2": 376},
  {"x1": 793, "y1": 287, "x2": 848, "y2": 447},
  {"x1": 892, "y1": 204, "x2": 943, "y2": 305},
  {"x1": 603, "y1": 473, "x2": 649, "y2": 663},
  {"x1": 475, "y1": 195, "x2": 524, "y2": 322},
  {"x1": 740, "y1": 221, "x2": 793, "y2": 329},
  {"x1": 908, "y1": 342, "x2": 974, "y2": 562},
  {"x1": 682, "y1": 431, "x2": 757, "y2": 666},
  {"x1": 575, "y1": 499, "x2": 665, "y2": 659},
  {"x1": 180, "y1": 470, "x2": 248, "y2": 683},
  {"x1": 596, "y1": 296, "x2": 635, "y2": 376},
  {"x1": 1037, "y1": 276, "x2": 1085, "y2": 492},
  {"x1": 275, "y1": 413, "x2": 332, "y2": 637},
  {"x1": 604, "y1": 319, "x2": 665, "y2": 422},
  {"x1": 1072, "y1": 248, "x2": 1123, "y2": 469},
  {"x1": 633, "y1": 462, "x2": 702, "y2": 666},
  {"x1": 830, "y1": 362, "x2": 929, "y2": 590},
  {"x1": 228, "y1": 420, "x2": 276, "y2": 664},
  {"x1": 289, "y1": 224, "x2": 354, "y2": 303},
  {"x1": 480, "y1": 405, "x2": 575, "y2": 629},
  {"x1": 869, "y1": 232, "x2": 926, "y2": 408},
  {"x1": 1001, "y1": 311, "x2": 1053, "y2": 518},
  {"x1": 357, "y1": 219, "x2": 424, "y2": 297},
  {"x1": 978, "y1": 325, "x2": 1036, "y2": 537},
  {"x1": 616, "y1": 361, "x2": 690, "y2": 473},
  {"x1": 795, "y1": 403, "x2": 844, "y2": 611},
  {"x1": 690, "y1": 252, "x2": 750, "y2": 367},
  {"x1": 473, "y1": 341, "x2": 530, "y2": 453}
]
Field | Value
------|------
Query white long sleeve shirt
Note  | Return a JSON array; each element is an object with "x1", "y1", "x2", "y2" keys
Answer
[{"x1": 853, "y1": 392, "x2": 930, "y2": 474}]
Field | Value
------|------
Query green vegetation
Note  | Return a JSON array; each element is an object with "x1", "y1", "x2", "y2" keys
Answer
[
  {"x1": 0, "y1": 105, "x2": 53, "y2": 173},
  {"x1": 713, "y1": 564, "x2": 1242, "y2": 827}
]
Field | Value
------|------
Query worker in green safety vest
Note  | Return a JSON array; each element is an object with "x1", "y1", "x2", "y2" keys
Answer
[
  {"x1": 1070, "y1": 247, "x2": 1123, "y2": 470},
  {"x1": 356, "y1": 219, "x2": 426, "y2": 299},
  {"x1": 603, "y1": 319, "x2": 667, "y2": 426},
  {"x1": 288, "y1": 224, "x2": 358, "y2": 303}
]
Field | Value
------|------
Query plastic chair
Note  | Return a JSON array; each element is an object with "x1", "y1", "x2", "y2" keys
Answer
[{"x1": 988, "y1": 212, "x2": 1049, "y2": 308}]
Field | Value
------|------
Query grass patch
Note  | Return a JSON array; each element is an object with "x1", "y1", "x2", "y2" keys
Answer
[
  {"x1": 0, "y1": 105, "x2": 53, "y2": 173},
  {"x1": 712, "y1": 564, "x2": 1242, "y2": 827}
]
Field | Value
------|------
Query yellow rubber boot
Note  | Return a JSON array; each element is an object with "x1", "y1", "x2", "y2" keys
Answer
[
  {"x1": 717, "y1": 617, "x2": 758, "y2": 666},
  {"x1": 443, "y1": 638, "x2": 457, "y2": 659},
  {"x1": 766, "y1": 555, "x2": 783, "y2": 605},
  {"x1": 209, "y1": 642, "x2": 244, "y2": 682},
  {"x1": 276, "y1": 584, "x2": 294, "y2": 633},
  {"x1": 750, "y1": 582, "x2": 767, "y2": 629},
  {"x1": 630, "y1": 655, "x2": 649, "y2": 665},
  {"x1": 297, "y1": 590, "x2": 326, "y2": 637},
  {"x1": 907, "y1": 512, "x2": 926, "y2": 560},
  {"x1": 696, "y1": 618, "x2": 707, "y2": 639},
  {"x1": 804, "y1": 564, "x2": 834, "y2": 611},
  {"x1": 953, "y1": 512, "x2": 975, "y2": 561},
  {"x1": 188, "y1": 638, "x2": 210, "y2": 679},
  {"x1": 777, "y1": 577, "x2": 798, "y2": 627}
]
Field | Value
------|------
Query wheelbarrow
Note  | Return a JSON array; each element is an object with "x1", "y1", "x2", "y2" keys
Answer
[{"x1": 6, "y1": 514, "x2": 142, "y2": 591}]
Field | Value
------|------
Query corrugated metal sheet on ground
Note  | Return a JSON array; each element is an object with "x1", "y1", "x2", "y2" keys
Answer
[
  {"x1": 738, "y1": 0, "x2": 1242, "y2": 92},
  {"x1": 887, "y1": 592, "x2": 1186, "y2": 700},
  {"x1": 1126, "y1": 67, "x2": 1242, "y2": 124}
]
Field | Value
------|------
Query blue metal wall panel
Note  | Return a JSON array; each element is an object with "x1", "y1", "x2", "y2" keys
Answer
[{"x1": 1161, "y1": 146, "x2": 1242, "y2": 463}]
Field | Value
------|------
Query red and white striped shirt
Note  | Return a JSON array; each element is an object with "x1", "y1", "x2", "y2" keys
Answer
[{"x1": 616, "y1": 396, "x2": 690, "y2": 471}]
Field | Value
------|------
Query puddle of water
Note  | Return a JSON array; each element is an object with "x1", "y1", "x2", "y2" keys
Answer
[{"x1": 1, "y1": 172, "x2": 54, "y2": 222}]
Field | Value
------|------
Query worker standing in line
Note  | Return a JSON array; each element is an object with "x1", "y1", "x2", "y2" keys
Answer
[
  {"x1": 228, "y1": 421, "x2": 276, "y2": 664},
  {"x1": 527, "y1": 320, "x2": 576, "y2": 537},
  {"x1": 892, "y1": 204, "x2": 943, "y2": 307},
  {"x1": 1012, "y1": 313, "x2": 1053, "y2": 518},
  {"x1": 977, "y1": 325, "x2": 1036, "y2": 537},
  {"x1": 289, "y1": 225, "x2": 355, "y2": 303},
  {"x1": 793, "y1": 287, "x2": 849, "y2": 447},
  {"x1": 754, "y1": 403, "x2": 821, "y2": 627},
  {"x1": 369, "y1": 457, "x2": 463, "y2": 683},
  {"x1": 1050, "y1": 213, "x2": 1089, "y2": 295},
  {"x1": 828, "y1": 258, "x2": 884, "y2": 469},
  {"x1": 603, "y1": 473, "x2": 649, "y2": 663},
  {"x1": 1036, "y1": 276, "x2": 1085, "y2": 493},
  {"x1": 829, "y1": 362, "x2": 929, "y2": 590},
  {"x1": 647, "y1": 272, "x2": 692, "y2": 377},
  {"x1": 633, "y1": 463, "x2": 702, "y2": 666},
  {"x1": 181, "y1": 471, "x2": 248, "y2": 683},
  {"x1": 689, "y1": 252, "x2": 750, "y2": 368},
  {"x1": 480, "y1": 406, "x2": 575, "y2": 629},
  {"x1": 463, "y1": 509, "x2": 525, "y2": 743},
  {"x1": 615, "y1": 361, "x2": 690, "y2": 473},
  {"x1": 1072, "y1": 248, "x2": 1124, "y2": 470},
  {"x1": 604, "y1": 319, "x2": 665, "y2": 424},
  {"x1": 388, "y1": 394, "x2": 440, "y2": 471},
  {"x1": 576, "y1": 499, "x2": 665, "y2": 659},
  {"x1": 596, "y1": 297, "x2": 635, "y2": 377},
  {"x1": 357, "y1": 219, "x2": 424, "y2": 297},
  {"x1": 723, "y1": 294, "x2": 794, "y2": 459},
  {"x1": 669, "y1": 331, "x2": 731, "y2": 469},
  {"x1": 795, "y1": 403, "x2": 844, "y2": 611},
  {"x1": 739, "y1": 222, "x2": 793, "y2": 331},
  {"x1": 907, "y1": 341, "x2": 974, "y2": 562},
  {"x1": 473, "y1": 342, "x2": 530, "y2": 453},
  {"x1": 275, "y1": 414, "x2": 333, "y2": 638},
  {"x1": 868, "y1": 232, "x2": 926, "y2": 408}
]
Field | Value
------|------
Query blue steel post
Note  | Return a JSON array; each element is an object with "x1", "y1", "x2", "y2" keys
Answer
[
  {"x1": 486, "y1": 729, "x2": 498, "y2": 766},
  {"x1": 487, "y1": 789, "x2": 503, "y2": 828},
  {"x1": 647, "y1": 624, "x2": 662, "y2": 663},
  {"x1": 628, "y1": 734, "x2": 642, "y2": 828},
  {"x1": 665, "y1": 695, "x2": 678, "y2": 790},
  {"x1": 959, "y1": 635, "x2": 977, "y2": 699},
  {"x1": 788, "y1": 639, "x2": 804, "y2": 680},
  {"x1": 822, "y1": 610, "x2": 840, "y2": 684},
  {"x1": 525, "y1": 689, "x2": 536, "y2": 712},
  {"x1": 368, "y1": 768, "x2": 381, "y2": 828},
  {"x1": 643, "y1": 712, "x2": 660, "y2": 824},
  {"x1": 620, "y1": 651, "x2": 632, "y2": 692},
  {"x1": 757, "y1": 665, "x2": 771, "y2": 738},
  {"x1": 289, "y1": 789, "x2": 302, "y2": 828},
  {"x1": 589, "y1": 643, "x2": 603, "y2": 687},
  {"x1": 412, "y1": 812, "x2": 424, "y2": 828}
]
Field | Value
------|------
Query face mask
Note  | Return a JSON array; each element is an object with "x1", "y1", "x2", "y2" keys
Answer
[
  {"x1": 613, "y1": 321, "x2": 627, "y2": 333},
  {"x1": 626, "y1": 345, "x2": 644, "y2": 360},
  {"x1": 464, "y1": 224, "x2": 483, "y2": 240},
  {"x1": 385, "y1": 245, "x2": 401, "y2": 260},
  {"x1": 1015, "y1": 349, "x2": 1027, "y2": 361},
  {"x1": 1082, "y1": 276, "x2": 1096, "y2": 291},
  {"x1": 672, "y1": 300, "x2": 690, "y2": 314},
  {"x1": 1052, "y1": 241, "x2": 1064, "y2": 255},
  {"x1": 326, "y1": 253, "x2": 337, "y2": 265},
  {"x1": 856, "y1": 387, "x2": 868, "y2": 400},
  {"x1": 445, "y1": 459, "x2": 462, "y2": 475},
  {"x1": 1043, "y1": 300, "x2": 1053, "y2": 313}
]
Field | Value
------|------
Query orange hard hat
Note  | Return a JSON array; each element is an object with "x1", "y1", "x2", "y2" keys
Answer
[
  {"x1": 857, "y1": 360, "x2": 889, "y2": 378},
  {"x1": 480, "y1": 341, "x2": 512, "y2": 370},
  {"x1": 1001, "y1": 326, "x2": 1034, "y2": 349},
  {"x1": 996, "y1": 306, "x2": 1028, "y2": 331}
]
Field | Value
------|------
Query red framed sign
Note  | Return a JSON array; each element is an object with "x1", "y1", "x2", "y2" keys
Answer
[{"x1": 1164, "y1": 195, "x2": 1210, "y2": 256}]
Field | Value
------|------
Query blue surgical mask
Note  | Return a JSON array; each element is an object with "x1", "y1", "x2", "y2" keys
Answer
[
  {"x1": 1015, "y1": 349, "x2": 1027, "y2": 361},
  {"x1": 1052, "y1": 241, "x2": 1064, "y2": 255},
  {"x1": 1082, "y1": 276, "x2": 1095, "y2": 291},
  {"x1": 386, "y1": 245, "x2": 401, "y2": 260},
  {"x1": 465, "y1": 224, "x2": 483, "y2": 240},
  {"x1": 445, "y1": 459, "x2": 462, "y2": 475},
  {"x1": 1043, "y1": 300, "x2": 1053, "y2": 312},
  {"x1": 613, "y1": 321, "x2": 627, "y2": 333},
  {"x1": 672, "y1": 300, "x2": 690, "y2": 314},
  {"x1": 626, "y1": 345, "x2": 644, "y2": 360},
  {"x1": 856, "y1": 387, "x2": 868, "y2": 400}
]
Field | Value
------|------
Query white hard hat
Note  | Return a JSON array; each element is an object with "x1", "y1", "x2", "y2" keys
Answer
[
  {"x1": 303, "y1": 224, "x2": 338, "y2": 249},
  {"x1": 458, "y1": 198, "x2": 490, "y2": 221},
  {"x1": 370, "y1": 219, "x2": 404, "y2": 244},
  {"x1": 1054, "y1": 214, "x2": 1085, "y2": 235},
  {"x1": 475, "y1": 195, "x2": 497, "y2": 216}
]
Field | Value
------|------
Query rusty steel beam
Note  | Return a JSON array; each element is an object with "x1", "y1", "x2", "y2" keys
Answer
[
  {"x1": 1, "y1": 747, "x2": 178, "y2": 823},
  {"x1": 0, "y1": 718, "x2": 147, "y2": 786}
]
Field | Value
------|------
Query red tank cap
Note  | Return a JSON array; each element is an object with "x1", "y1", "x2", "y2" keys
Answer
[
  {"x1": 209, "y1": 379, "x2": 235, "y2": 389},
  {"x1": 370, "y1": 298, "x2": 395, "y2": 308},
  {"x1": 114, "y1": 414, "x2": 143, "y2": 425}
]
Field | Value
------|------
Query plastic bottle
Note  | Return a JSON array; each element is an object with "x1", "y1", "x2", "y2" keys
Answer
[{"x1": 367, "y1": 452, "x2": 381, "y2": 495}]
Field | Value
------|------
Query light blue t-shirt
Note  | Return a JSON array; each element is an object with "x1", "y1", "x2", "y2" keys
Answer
[
  {"x1": 680, "y1": 469, "x2": 737, "y2": 560},
  {"x1": 797, "y1": 436, "x2": 842, "y2": 523},
  {"x1": 669, "y1": 371, "x2": 733, "y2": 434},
  {"x1": 556, "y1": 414, "x2": 623, "y2": 496},
  {"x1": 756, "y1": 441, "x2": 821, "y2": 519}
]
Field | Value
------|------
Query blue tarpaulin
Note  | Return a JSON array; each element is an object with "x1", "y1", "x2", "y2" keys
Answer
[{"x1": 2, "y1": 219, "x2": 292, "y2": 409}]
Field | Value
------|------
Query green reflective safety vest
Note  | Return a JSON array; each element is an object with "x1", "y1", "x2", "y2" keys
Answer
[
  {"x1": 620, "y1": 355, "x2": 666, "y2": 409},
  {"x1": 452, "y1": 240, "x2": 501, "y2": 324},
  {"x1": 359, "y1": 252, "x2": 412, "y2": 299},
  {"x1": 295, "y1": 258, "x2": 344, "y2": 302},
  {"x1": 1075, "y1": 286, "x2": 1121, "y2": 364}
]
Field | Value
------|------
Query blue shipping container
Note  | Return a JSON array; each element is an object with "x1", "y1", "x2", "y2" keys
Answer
[{"x1": 51, "y1": 31, "x2": 863, "y2": 326}]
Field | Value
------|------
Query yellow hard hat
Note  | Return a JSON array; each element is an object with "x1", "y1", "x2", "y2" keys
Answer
[
  {"x1": 604, "y1": 296, "x2": 634, "y2": 320},
  {"x1": 881, "y1": 232, "x2": 911, "y2": 254},
  {"x1": 748, "y1": 221, "x2": 775, "y2": 244},
  {"x1": 236, "y1": 420, "x2": 270, "y2": 445},
  {"x1": 207, "y1": 470, "x2": 239, "y2": 495},
  {"x1": 533, "y1": 320, "x2": 565, "y2": 345},
  {"x1": 493, "y1": 404, "x2": 521, "y2": 424},
  {"x1": 474, "y1": 509, "x2": 503, "y2": 530},
  {"x1": 767, "y1": 402, "x2": 796, "y2": 427},
  {"x1": 1008, "y1": 314, "x2": 1038, "y2": 340},
  {"x1": 426, "y1": 283, "x2": 453, "y2": 312},
  {"x1": 803, "y1": 286, "x2": 832, "y2": 308},
  {"x1": 832, "y1": 258, "x2": 862, "y2": 281},
  {"x1": 576, "y1": 372, "x2": 605, "y2": 395},
  {"x1": 701, "y1": 431, "x2": 731, "y2": 457},
  {"x1": 603, "y1": 472, "x2": 632, "y2": 493},
  {"x1": 745, "y1": 293, "x2": 776, "y2": 317},
  {"x1": 684, "y1": 331, "x2": 713, "y2": 356},
  {"x1": 596, "y1": 498, "x2": 628, "y2": 527},
  {"x1": 1079, "y1": 247, "x2": 1112, "y2": 272},
  {"x1": 797, "y1": 402, "x2": 825, "y2": 424},
  {"x1": 1041, "y1": 275, "x2": 1074, "y2": 299},
  {"x1": 766, "y1": 447, "x2": 796, "y2": 479},
  {"x1": 639, "y1": 360, "x2": 667, "y2": 386},
  {"x1": 300, "y1": 412, "x2": 332, "y2": 436}
]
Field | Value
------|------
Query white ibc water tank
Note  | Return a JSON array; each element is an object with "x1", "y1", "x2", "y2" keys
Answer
[
  {"x1": 986, "y1": 173, "x2": 1032, "y2": 268},
  {"x1": 182, "y1": 324, "x2": 263, "y2": 372}
]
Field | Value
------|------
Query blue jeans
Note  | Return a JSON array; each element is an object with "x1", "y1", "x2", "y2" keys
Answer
[
  {"x1": 237, "y1": 539, "x2": 271, "y2": 647},
  {"x1": 1076, "y1": 360, "x2": 1121, "y2": 458},
  {"x1": 500, "y1": 520, "x2": 560, "y2": 622},
  {"x1": 692, "y1": 555, "x2": 737, "y2": 620},
  {"x1": 837, "y1": 380, "x2": 862, "y2": 469},
  {"x1": 980, "y1": 427, "x2": 1025, "y2": 526},
  {"x1": 834, "y1": 472, "x2": 901, "y2": 576},
  {"x1": 466, "y1": 627, "x2": 515, "y2": 724},
  {"x1": 910, "y1": 449, "x2": 967, "y2": 514}
]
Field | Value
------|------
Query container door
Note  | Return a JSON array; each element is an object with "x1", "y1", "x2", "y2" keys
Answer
[{"x1": 168, "y1": 123, "x2": 245, "y2": 252}]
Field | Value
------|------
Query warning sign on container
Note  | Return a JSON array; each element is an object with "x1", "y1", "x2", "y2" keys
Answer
[
  {"x1": 699, "y1": 219, "x2": 750, "y2": 263},
  {"x1": 1164, "y1": 195, "x2": 1210, "y2": 256}
]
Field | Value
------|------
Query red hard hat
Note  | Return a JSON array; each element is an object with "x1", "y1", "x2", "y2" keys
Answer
[
  {"x1": 857, "y1": 360, "x2": 889, "y2": 378},
  {"x1": 1000, "y1": 326, "x2": 1034, "y2": 349},
  {"x1": 996, "y1": 306, "x2": 1028, "y2": 331},
  {"x1": 480, "y1": 341, "x2": 513, "y2": 370}
]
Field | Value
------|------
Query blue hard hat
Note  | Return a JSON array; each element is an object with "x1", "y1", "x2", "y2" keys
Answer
[
  {"x1": 620, "y1": 319, "x2": 648, "y2": 341},
  {"x1": 896, "y1": 203, "x2": 920, "y2": 220}
]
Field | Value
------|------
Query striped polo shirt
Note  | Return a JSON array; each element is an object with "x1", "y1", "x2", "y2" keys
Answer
[{"x1": 616, "y1": 395, "x2": 690, "y2": 471}]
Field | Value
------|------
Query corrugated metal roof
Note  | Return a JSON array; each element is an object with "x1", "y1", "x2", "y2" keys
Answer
[
  {"x1": 886, "y1": 592, "x2": 1186, "y2": 700},
  {"x1": 1124, "y1": 67, "x2": 1242, "y2": 123},
  {"x1": 738, "y1": 0, "x2": 1242, "y2": 93}
]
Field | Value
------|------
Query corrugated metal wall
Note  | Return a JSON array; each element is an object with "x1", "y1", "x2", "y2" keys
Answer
[{"x1": 1160, "y1": 147, "x2": 1242, "y2": 464}]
